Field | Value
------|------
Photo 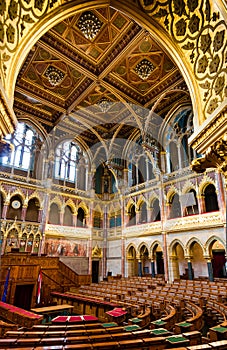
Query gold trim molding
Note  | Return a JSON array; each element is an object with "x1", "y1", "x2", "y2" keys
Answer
[{"x1": 0, "y1": 84, "x2": 17, "y2": 137}]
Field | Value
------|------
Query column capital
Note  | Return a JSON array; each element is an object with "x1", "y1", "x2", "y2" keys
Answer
[
  {"x1": 204, "y1": 255, "x2": 212, "y2": 262},
  {"x1": 169, "y1": 255, "x2": 178, "y2": 261},
  {"x1": 185, "y1": 255, "x2": 193, "y2": 261}
]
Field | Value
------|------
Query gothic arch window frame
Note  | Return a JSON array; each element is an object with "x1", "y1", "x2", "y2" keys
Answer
[
  {"x1": 2, "y1": 121, "x2": 42, "y2": 172},
  {"x1": 26, "y1": 197, "x2": 41, "y2": 222},
  {"x1": 161, "y1": 106, "x2": 194, "y2": 173},
  {"x1": 54, "y1": 140, "x2": 83, "y2": 183},
  {"x1": 203, "y1": 183, "x2": 219, "y2": 213},
  {"x1": 183, "y1": 188, "x2": 199, "y2": 216}
]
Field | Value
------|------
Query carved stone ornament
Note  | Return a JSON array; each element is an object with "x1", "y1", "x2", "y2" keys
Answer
[
  {"x1": 191, "y1": 135, "x2": 227, "y2": 178},
  {"x1": 92, "y1": 244, "x2": 102, "y2": 258}
]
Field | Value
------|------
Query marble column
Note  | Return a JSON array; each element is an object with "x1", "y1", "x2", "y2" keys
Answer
[
  {"x1": 151, "y1": 259, "x2": 155, "y2": 277},
  {"x1": 21, "y1": 206, "x2": 27, "y2": 221},
  {"x1": 102, "y1": 206, "x2": 108, "y2": 279},
  {"x1": 197, "y1": 195, "x2": 205, "y2": 214},
  {"x1": 186, "y1": 256, "x2": 194, "y2": 280},
  {"x1": 162, "y1": 231, "x2": 169, "y2": 282},
  {"x1": 2, "y1": 203, "x2": 9, "y2": 219},
  {"x1": 138, "y1": 260, "x2": 142, "y2": 277},
  {"x1": 205, "y1": 257, "x2": 214, "y2": 282}
]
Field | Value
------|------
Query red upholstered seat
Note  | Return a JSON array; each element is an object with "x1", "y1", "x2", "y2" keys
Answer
[{"x1": 52, "y1": 316, "x2": 69, "y2": 323}]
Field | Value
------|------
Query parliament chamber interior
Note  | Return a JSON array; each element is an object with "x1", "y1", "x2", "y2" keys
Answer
[{"x1": 0, "y1": 0, "x2": 226, "y2": 349}]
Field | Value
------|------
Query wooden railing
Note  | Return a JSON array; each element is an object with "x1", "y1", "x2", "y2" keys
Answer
[
  {"x1": 0, "y1": 301, "x2": 43, "y2": 328},
  {"x1": 58, "y1": 260, "x2": 91, "y2": 288},
  {"x1": 184, "y1": 301, "x2": 203, "y2": 330}
]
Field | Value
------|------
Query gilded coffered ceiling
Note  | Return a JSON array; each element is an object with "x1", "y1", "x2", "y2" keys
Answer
[{"x1": 13, "y1": 6, "x2": 189, "y2": 146}]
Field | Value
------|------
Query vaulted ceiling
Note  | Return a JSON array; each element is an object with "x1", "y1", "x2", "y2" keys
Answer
[{"x1": 13, "y1": 6, "x2": 191, "y2": 148}]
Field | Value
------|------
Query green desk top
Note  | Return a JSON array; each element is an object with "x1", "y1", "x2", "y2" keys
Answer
[
  {"x1": 166, "y1": 336, "x2": 189, "y2": 343},
  {"x1": 150, "y1": 328, "x2": 170, "y2": 335},
  {"x1": 124, "y1": 324, "x2": 141, "y2": 331},
  {"x1": 130, "y1": 318, "x2": 142, "y2": 324},
  {"x1": 211, "y1": 326, "x2": 227, "y2": 333},
  {"x1": 152, "y1": 319, "x2": 166, "y2": 325},
  {"x1": 176, "y1": 322, "x2": 193, "y2": 327},
  {"x1": 102, "y1": 322, "x2": 118, "y2": 328}
]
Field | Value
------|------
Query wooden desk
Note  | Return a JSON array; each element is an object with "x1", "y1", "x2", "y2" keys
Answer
[
  {"x1": 175, "y1": 321, "x2": 194, "y2": 334},
  {"x1": 165, "y1": 335, "x2": 190, "y2": 348},
  {"x1": 141, "y1": 336, "x2": 166, "y2": 349},
  {"x1": 209, "y1": 326, "x2": 227, "y2": 341},
  {"x1": 31, "y1": 304, "x2": 74, "y2": 322},
  {"x1": 64, "y1": 344, "x2": 92, "y2": 349},
  {"x1": 31, "y1": 304, "x2": 74, "y2": 314},
  {"x1": 150, "y1": 319, "x2": 167, "y2": 329},
  {"x1": 91, "y1": 341, "x2": 119, "y2": 350},
  {"x1": 150, "y1": 327, "x2": 172, "y2": 337},
  {"x1": 209, "y1": 340, "x2": 227, "y2": 349},
  {"x1": 182, "y1": 330, "x2": 202, "y2": 345},
  {"x1": 187, "y1": 344, "x2": 212, "y2": 349},
  {"x1": 118, "y1": 339, "x2": 144, "y2": 349}
]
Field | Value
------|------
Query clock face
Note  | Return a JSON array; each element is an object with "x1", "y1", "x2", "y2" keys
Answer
[{"x1": 11, "y1": 200, "x2": 21, "y2": 209}]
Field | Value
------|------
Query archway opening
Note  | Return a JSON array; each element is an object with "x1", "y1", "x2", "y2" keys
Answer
[
  {"x1": 171, "y1": 242, "x2": 186, "y2": 280},
  {"x1": 210, "y1": 240, "x2": 226, "y2": 278},
  {"x1": 127, "y1": 246, "x2": 137, "y2": 277}
]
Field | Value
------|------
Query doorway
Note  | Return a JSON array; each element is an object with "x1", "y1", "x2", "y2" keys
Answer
[
  {"x1": 156, "y1": 251, "x2": 164, "y2": 275},
  {"x1": 14, "y1": 284, "x2": 34, "y2": 310},
  {"x1": 92, "y1": 261, "x2": 99, "y2": 283},
  {"x1": 212, "y1": 250, "x2": 226, "y2": 278}
]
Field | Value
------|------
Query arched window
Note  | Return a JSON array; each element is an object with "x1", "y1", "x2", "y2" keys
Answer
[
  {"x1": 184, "y1": 189, "x2": 199, "y2": 216},
  {"x1": 128, "y1": 205, "x2": 136, "y2": 226},
  {"x1": 204, "y1": 184, "x2": 219, "y2": 212},
  {"x1": 49, "y1": 203, "x2": 60, "y2": 224},
  {"x1": 140, "y1": 202, "x2": 147, "y2": 223},
  {"x1": 165, "y1": 108, "x2": 194, "y2": 173},
  {"x1": 55, "y1": 141, "x2": 83, "y2": 183},
  {"x1": 6, "y1": 195, "x2": 22, "y2": 220},
  {"x1": 153, "y1": 198, "x2": 161, "y2": 221},
  {"x1": 26, "y1": 198, "x2": 40, "y2": 222},
  {"x1": 169, "y1": 141, "x2": 179, "y2": 172},
  {"x1": 63, "y1": 205, "x2": 73, "y2": 226},
  {"x1": 138, "y1": 156, "x2": 146, "y2": 184},
  {"x1": 77, "y1": 207, "x2": 85, "y2": 227},
  {"x1": 170, "y1": 193, "x2": 181, "y2": 218},
  {"x1": 2, "y1": 122, "x2": 41, "y2": 173}
]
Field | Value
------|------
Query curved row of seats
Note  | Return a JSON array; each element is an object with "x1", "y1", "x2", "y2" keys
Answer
[{"x1": 1, "y1": 318, "x2": 227, "y2": 349}]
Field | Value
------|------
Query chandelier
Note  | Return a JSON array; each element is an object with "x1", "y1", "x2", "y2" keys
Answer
[
  {"x1": 97, "y1": 98, "x2": 112, "y2": 112},
  {"x1": 45, "y1": 66, "x2": 65, "y2": 86},
  {"x1": 135, "y1": 59, "x2": 154, "y2": 80},
  {"x1": 77, "y1": 11, "x2": 102, "y2": 40}
]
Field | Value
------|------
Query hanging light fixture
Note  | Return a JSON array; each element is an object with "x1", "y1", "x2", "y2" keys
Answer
[
  {"x1": 77, "y1": 11, "x2": 102, "y2": 40},
  {"x1": 45, "y1": 66, "x2": 65, "y2": 86},
  {"x1": 135, "y1": 59, "x2": 154, "y2": 80},
  {"x1": 97, "y1": 98, "x2": 112, "y2": 112}
]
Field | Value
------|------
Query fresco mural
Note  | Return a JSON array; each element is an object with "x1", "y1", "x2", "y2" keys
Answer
[{"x1": 44, "y1": 238, "x2": 87, "y2": 257}]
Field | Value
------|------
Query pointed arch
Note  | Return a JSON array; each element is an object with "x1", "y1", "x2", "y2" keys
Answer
[
  {"x1": 126, "y1": 243, "x2": 138, "y2": 258},
  {"x1": 169, "y1": 239, "x2": 185, "y2": 256},
  {"x1": 198, "y1": 176, "x2": 216, "y2": 195},
  {"x1": 10, "y1": 189, "x2": 25, "y2": 202},
  {"x1": 65, "y1": 199, "x2": 76, "y2": 213},
  {"x1": 205, "y1": 236, "x2": 226, "y2": 256},
  {"x1": 150, "y1": 240, "x2": 163, "y2": 255},
  {"x1": 138, "y1": 242, "x2": 149, "y2": 254},
  {"x1": 125, "y1": 198, "x2": 135, "y2": 212},
  {"x1": 186, "y1": 237, "x2": 205, "y2": 256},
  {"x1": 49, "y1": 196, "x2": 63, "y2": 210}
]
